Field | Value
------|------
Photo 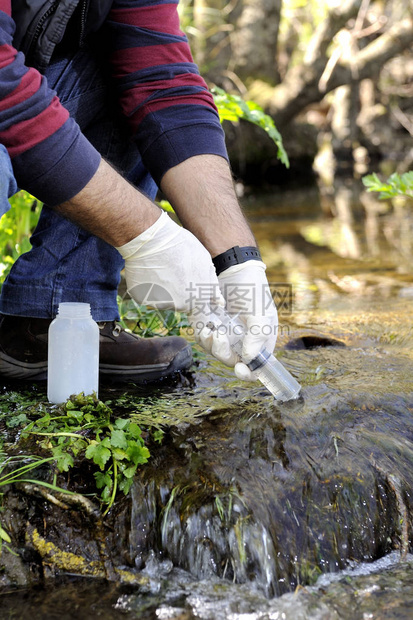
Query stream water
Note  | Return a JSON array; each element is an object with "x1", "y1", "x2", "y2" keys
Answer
[{"x1": 2, "y1": 177, "x2": 413, "y2": 618}]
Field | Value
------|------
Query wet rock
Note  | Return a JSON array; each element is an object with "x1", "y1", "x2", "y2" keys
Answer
[
  {"x1": 0, "y1": 545, "x2": 41, "y2": 588},
  {"x1": 1, "y1": 553, "x2": 413, "y2": 619}
]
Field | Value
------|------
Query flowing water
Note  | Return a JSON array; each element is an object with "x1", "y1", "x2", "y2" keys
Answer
[{"x1": 2, "y1": 177, "x2": 413, "y2": 618}]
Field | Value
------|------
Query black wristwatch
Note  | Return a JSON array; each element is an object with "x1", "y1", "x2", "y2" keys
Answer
[{"x1": 212, "y1": 245, "x2": 262, "y2": 276}]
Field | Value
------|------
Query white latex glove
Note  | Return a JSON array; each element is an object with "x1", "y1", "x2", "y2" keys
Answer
[
  {"x1": 189, "y1": 260, "x2": 278, "y2": 381},
  {"x1": 116, "y1": 211, "x2": 224, "y2": 312},
  {"x1": 190, "y1": 305, "x2": 239, "y2": 367},
  {"x1": 218, "y1": 261, "x2": 278, "y2": 381}
]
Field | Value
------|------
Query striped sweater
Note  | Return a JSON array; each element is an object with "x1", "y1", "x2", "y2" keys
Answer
[{"x1": 0, "y1": 0, "x2": 227, "y2": 206}]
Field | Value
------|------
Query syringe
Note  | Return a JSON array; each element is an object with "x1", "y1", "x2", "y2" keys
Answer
[{"x1": 208, "y1": 305, "x2": 301, "y2": 402}]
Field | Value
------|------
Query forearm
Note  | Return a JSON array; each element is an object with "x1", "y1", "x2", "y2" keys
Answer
[
  {"x1": 160, "y1": 154, "x2": 256, "y2": 257},
  {"x1": 56, "y1": 159, "x2": 161, "y2": 246}
]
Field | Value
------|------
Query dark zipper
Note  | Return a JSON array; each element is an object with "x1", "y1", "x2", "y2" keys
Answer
[
  {"x1": 28, "y1": 1, "x2": 60, "y2": 55},
  {"x1": 79, "y1": 0, "x2": 89, "y2": 47}
]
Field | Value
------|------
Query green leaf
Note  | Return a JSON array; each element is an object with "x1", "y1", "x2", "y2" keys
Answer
[
  {"x1": 6, "y1": 413, "x2": 28, "y2": 429},
  {"x1": 52, "y1": 447, "x2": 74, "y2": 472},
  {"x1": 0, "y1": 526, "x2": 11, "y2": 543},
  {"x1": 85, "y1": 441, "x2": 112, "y2": 469},
  {"x1": 362, "y1": 173, "x2": 382, "y2": 189},
  {"x1": 127, "y1": 423, "x2": 142, "y2": 440},
  {"x1": 119, "y1": 477, "x2": 134, "y2": 495},
  {"x1": 114, "y1": 418, "x2": 130, "y2": 430},
  {"x1": 110, "y1": 429, "x2": 128, "y2": 450},
  {"x1": 362, "y1": 171, "x2": 413, "y2": 201},
  {"x1": 127, "y1": 443, "x2": 150, "y2": 466},
  {"x1": 111, "y1": 447, "x2": 129, "y2": 461},
  {"x1": 212, "y1": 86, "x2": 289, "y2": 168},
  {"x1": 101, "y1": 484, "x2": 112, "y2": 501},
  {"x1": 94, "y1": 471, "x2": 112, "y2": 490},
  {"x1": 153, "y1": 429, "x2": 164, "y2": 444},
  {"x1": 123, "y1": 464, "x2": 137, "y2": 479},
  {"x1": 67, "y1": 410, "x2": 84, "y2": 422}
]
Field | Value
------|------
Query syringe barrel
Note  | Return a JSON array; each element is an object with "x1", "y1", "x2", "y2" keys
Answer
[{"x1": 250, "y1": 352, "x2": 301, "y2": 401}]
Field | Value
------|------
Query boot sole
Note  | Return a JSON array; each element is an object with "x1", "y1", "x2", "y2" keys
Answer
[
  {"x1": 0, "y1": 344, "x2": 193, "y2": 384},
  {"x1": 99, "y1": 343, "x2": 193, "y2": 383},
  {"x1": 0, "y1": 352, "x2": 48, "y2": 380}
]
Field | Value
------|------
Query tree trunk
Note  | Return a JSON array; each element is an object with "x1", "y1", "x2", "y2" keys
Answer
[
  {"x1": 228, "y1": 0, "x2": 282, "y2": 83},
  {"x1": 331, "y1": 84, "x2": 361, "y2": 164},
  {"x1": 191, "y1": 0, "x2": 233, "y2": 80}
]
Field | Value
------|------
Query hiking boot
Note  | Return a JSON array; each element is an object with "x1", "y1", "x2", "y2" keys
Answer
[
  {"x1": 98, "y1": 321, "x2": 192, "y2": 382},
  {"x1": 0, "y1": 316, "x2": 49, "y2": 380},
  {"x1": 0, "y1": 315, "x2": 193, "y2": 383}
]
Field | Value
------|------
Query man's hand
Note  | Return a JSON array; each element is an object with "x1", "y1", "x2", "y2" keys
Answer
[
  {"x1": 190, "y1": 260, "x2": 278, "y2": 381},
  {"x1": 218, "y1": 261, "x2": 278, "y2": 380},
  {"x1": 116, "y1": 211, "x2": 224, "y2": 312}
]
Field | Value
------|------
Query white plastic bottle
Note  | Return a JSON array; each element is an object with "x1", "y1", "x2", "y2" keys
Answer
[{"x1": 47, "y1": 302, "x2": 99, "y2": 404}]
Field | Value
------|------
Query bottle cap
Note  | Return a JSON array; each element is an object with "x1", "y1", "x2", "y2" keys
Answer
[{"x1": 57, "y1": 302, "x2": 91, "y2": 318}]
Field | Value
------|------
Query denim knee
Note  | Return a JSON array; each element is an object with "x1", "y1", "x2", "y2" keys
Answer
[{"x1": 0, "y1": 144, "x2": 18, "y2": 218}]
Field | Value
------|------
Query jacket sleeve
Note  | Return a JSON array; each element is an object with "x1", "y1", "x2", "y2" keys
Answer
[
  {"x1": 0, "y1": 4, "x2": 101, "y2": 206},
  {"x1": 106, "y1": 0, "x2": 228, "y2": 185}
]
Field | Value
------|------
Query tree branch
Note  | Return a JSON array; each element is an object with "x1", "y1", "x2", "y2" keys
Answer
[
  {"x1": 304, "y1": 0, "x2": 363, "y2": 64},
  {"x1": 326, "y1": 18, "x2": 413, "y2": 88},
  {"x1": 268, "y1": 16, "x2": 413, "y2": 127}
]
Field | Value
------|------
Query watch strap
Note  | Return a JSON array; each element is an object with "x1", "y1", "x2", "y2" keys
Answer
[{"x1": 212, "y1": 245, "x2": 262, "y2": 276}]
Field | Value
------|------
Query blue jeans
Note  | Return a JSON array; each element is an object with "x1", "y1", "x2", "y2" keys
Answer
[
  {"x1": 0, "y1": 144, "x2": 18, "y2": 216},
  {"x1": 0, "y1": 47, "x2": 158, "y2": 320}
]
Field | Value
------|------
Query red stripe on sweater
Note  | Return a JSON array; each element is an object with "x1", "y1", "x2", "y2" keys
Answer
[
  {"x1": 110, "y1": 4, "x2": 183, "y2": 36},
  {"x1": 0, "y1": 43, "x2": 16, "y2": 69},
  {"x1": 0, "y1": 67, "x2": 42, "y2": 111},
  {"x1": 0, "y1": 95, "x2": 69, "y2": 157},
  {"x1": 118, "y1": 73, "x2": 208, "y2": 115},
  {"x1": 0, "y1": 1, "x2": 11, "y2": 16},
  {"x1": 111, "y1": 42, "x2": 192, "y2": 77}
]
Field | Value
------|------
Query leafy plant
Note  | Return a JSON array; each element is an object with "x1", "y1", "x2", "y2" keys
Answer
[
  {"x1": 212, "y1": 86, "x2": 290, "y2": 168},
  {"x1": 0, "y1": 385, "x2": 213, "y2": 520},
  {"x1": 362, "y1": 171, "x2": 413, "y2": 200},
  {"x1": 21, "y1": 393, "x2": 151, "y2": 514}
]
